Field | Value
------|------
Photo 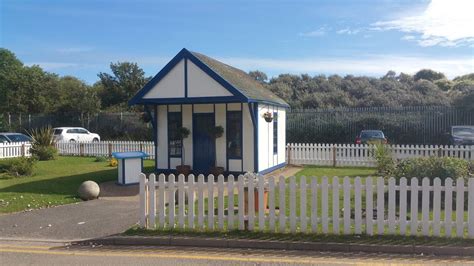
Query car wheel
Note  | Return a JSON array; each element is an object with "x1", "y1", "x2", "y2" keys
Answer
[
  {"x1": 69, "y1": 139, "x2": 76, "y2": 142},
  {"x1": 92, "y1": 138, "x2": 99, "y2": 142}
]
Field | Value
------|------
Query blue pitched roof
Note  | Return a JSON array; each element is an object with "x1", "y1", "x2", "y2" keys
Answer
[{"x1": 129, "y1": 48, "x2": 289, "y2": 107}]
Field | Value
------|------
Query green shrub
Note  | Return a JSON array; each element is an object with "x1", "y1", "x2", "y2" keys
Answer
[
  {"x1": 30, "y1": 146, "x2": 57, "y2": 161},
  {"x1": 28, "y1": 126, "x2": 57, "y2": 161},
  {"x1": 370, "y1": 144, "x2": 395, "y2": 177},
  {"x1": 0, "y1": 157, "x2": 36, "y2": 177},
  {"x1": 94, "y1": 156, "x2": 108, "y2": 162},
  {"x1": 393, "y1": 156, "x2": 470, "y2": 182}
]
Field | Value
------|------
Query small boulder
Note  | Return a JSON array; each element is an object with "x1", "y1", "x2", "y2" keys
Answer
[{"x1": 78, "y1": 181, "x2": 100, "y2": 201}]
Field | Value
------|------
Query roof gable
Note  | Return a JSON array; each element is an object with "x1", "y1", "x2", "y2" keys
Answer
[{"x1": 129, "y1": 48, "x2": 289, "y2": 107}]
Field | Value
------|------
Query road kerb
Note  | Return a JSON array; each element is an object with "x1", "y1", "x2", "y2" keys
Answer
[{"x1": 86, "y1": 236, "x2": 474, "y2": 257}]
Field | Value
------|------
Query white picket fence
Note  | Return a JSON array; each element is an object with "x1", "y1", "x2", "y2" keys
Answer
[
  {"x1": 139, "y1": 173, "x2": 474, "y2": 238},
  {"x1": 0, "y1": 142, "x2": 32, "y2": 159},
  {"x1": 55, "y1": 141, "x2": 155, "y2": 159},
  {"x1": 287, "y1": 143, "x2": 474, "y2": 167}
]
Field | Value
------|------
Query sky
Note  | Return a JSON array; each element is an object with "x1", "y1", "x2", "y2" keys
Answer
[{"x1": 1, "y1": 0, "x2": 473, "y2": 84}]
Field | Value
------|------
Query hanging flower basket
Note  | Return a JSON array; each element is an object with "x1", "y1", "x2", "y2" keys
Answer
[{"x1": 263, "y1": 112, "x2": 273, "y2": 122}]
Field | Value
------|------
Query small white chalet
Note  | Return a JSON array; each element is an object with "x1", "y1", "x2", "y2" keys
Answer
[{"x1": 130, "y1": 48, "x2": 289, "y2": 175}]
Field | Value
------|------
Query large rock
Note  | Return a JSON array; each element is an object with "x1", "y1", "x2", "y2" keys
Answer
[{"x1": 78, "y1": 181, "x2": 100, "y2": 201}]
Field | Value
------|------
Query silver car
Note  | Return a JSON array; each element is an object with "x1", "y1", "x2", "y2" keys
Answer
[{"x1": 450, "y1": 126, "x2": 474, "y2": 145}]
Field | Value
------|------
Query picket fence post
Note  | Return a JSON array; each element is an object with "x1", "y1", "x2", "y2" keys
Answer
[{"x1": 139, "y1": 173, "x2": 147, "y2": 228}]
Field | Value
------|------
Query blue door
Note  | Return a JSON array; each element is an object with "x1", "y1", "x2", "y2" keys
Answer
[{"x1": 193, "y1": 113, "x2": 215, "y2": 173}]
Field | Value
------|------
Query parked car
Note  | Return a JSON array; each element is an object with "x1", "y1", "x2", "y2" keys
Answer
[
  {"x1": 449, "y1": 126, "x2": 474, "y2": 145},
  {"x1": 355, "y1": 130, "x2": 387, "y2": 144},
  {"x1": 0, "y1": 132, "x2": 32, "y2": 144},
  {"x1": 53, "y1": 127, "x2": 100, "y2": 142}
]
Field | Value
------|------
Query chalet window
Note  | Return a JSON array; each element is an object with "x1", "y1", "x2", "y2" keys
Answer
[
  {"x1": 168, "y1": 112, "x2": 182, "y2": 157},
  {"x1": 227, "y1": 111, "x2": 242, "y2": 159},
  {"x1": 273, "y1": 112, "x2": 278, "y2": 154}
]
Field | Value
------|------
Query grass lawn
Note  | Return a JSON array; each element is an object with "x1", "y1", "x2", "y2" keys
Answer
[{"x1": 0, "y1": 156, "x2": 154, "y2": 214}]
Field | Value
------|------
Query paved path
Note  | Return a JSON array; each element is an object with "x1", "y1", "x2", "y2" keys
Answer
[
  {"x1": 0, "y1": 166, "x2": 302, "y2": 242},
  {"x1": 0, "y1": 197, "x2": 139, "y2": 241},
  {"x1": 1, "y1": 240, "x2": 473, "y2": 266}
]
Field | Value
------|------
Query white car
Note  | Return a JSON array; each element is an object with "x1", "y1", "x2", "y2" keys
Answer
[{"x1": 53, "y1": 127, "x2": 100, "y2": 142}]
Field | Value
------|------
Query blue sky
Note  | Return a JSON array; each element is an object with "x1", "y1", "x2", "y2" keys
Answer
[{"x1": 1, "y1": 0, "x2": 473, "y2": 84}]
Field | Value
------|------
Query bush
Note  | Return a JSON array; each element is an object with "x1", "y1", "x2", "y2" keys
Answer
[
  {"x1": 393, "y1": 156, "x2": 470, "y2": 182},
  {"x1": 31, "y1": 145, "x2": 57, "y2": 161},
  {"x1": 94, "y1": 156, "x2": 108, "y2": 162},
  {"x1": 0, "y1": 157, "x2": 36, "y2": 177},
  {"x1": 370, "y1": 144, "x2": 395, "y2": 177},
  {"x1": 28, "y1": 126, "x2": 57, "y2": 161}
]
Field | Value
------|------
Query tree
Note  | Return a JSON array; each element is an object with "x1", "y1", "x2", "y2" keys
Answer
[
  {"x1": 414, "y1": 69, "x2": 446, "y2": 82},
  {"x1": 248, "y1": 70, "x2": 268, "y2": 83},
  {"x1": 98, "y1": 62, "x2": 150, "y2": 110},
  {"x1": 0, "y1": 48, "x2": 24, "y2": 113},
  {"x1": 56, "y1": 76, "x2": 101, "y2": 116},
  {"x1": 383, "y1": 70, "x2": 397, "y2": 79}
]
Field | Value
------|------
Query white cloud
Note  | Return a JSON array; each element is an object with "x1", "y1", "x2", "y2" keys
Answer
[
  {"x1": 336, "y1": 28, "x2": 360, "y2": 35},
  {"x1": 57, "y1": 47, "x2": 94, "y2": 54},
  {"x1": 217, "y1": 55, "x2": 474, "y2": 79},
  {"x1": 299, "y1": 27, "x2": 328, "y2": 37},
  {"x1": 401, "y1": 35, "x2": 415, "y2": 41},
  {"x1": 372, "y1": 0, "x2": 474, "y2": 47}
]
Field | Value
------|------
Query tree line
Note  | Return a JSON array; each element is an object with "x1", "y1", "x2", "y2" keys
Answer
[{"x1": 1, "y1": 48, "x2": 473, "y2": 118}]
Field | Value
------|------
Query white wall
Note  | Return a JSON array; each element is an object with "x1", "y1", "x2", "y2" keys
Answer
[
  {"x1": 155, "y1": 103, "x2": 255, "y2": 173},
  {"x1": 144, "y1": 60, "x2": 185, "y2": 99},
  {"x1": 215, "y1": 104, "x2": 226, "y2": 168},
  {"x1": 182, "y1": 104, "x2": 193, "y2": 166},
  {"x1": 187, "y1": 60, "x2": 233, "y2": 97},
  {"x1": 257, "y1": 104, "x2": 286, "y2": 172},
  {"x1": 156, "y1": 105, "x2": 168, "y2": 169},
  {"x1": 242, "y1": 103, "x2": 254, "y2": 172}
]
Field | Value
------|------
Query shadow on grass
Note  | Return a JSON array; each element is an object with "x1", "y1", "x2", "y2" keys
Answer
[{"x1": 0, "y1": 169, "x2": 118, "y2": 196}]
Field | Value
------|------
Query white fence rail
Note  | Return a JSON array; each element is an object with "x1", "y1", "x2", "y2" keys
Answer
[
  {"x1": 139, "y1": 173, "x2": 474, "y2": 238},
  {"x1": 0, "y1": 142, "x2": 32, "y2": 159},
  {"x1": 287, "y1": 143, "x2": 474, "y2": 167},
  {"x1": 55, "y1": 141, "x2": 155, "y2": 159}
]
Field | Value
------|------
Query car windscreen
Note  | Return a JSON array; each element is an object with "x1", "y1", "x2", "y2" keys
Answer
[
  {"x1": 54, "y1": 129, "x2": 63, "y2": 135},
  {"x1": 7, "y1": 134, "x2": 31, "y2": 142},
  {"x1": 361, "y1": 131, "x2": 384, "y2": 138},
  {"x1": 452, "y1": 127, "x2": 474, "y2": 137}
]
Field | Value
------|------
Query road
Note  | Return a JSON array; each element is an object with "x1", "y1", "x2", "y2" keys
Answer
[{"x1": 1, "y1": 241, "x2": 473, "y2": 265}]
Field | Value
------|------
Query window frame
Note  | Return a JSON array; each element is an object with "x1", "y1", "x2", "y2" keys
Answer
[
  {"x1": 226, "y1": 110, "x2": 243, "y2": 160},
  {"x1": 273, "y1": 112, "x2": 278, "y2": 155},
  {"x1": 168, "y1": 112, "x2": 183, "y2": 158}
]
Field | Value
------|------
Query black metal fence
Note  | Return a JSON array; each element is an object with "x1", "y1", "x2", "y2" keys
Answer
[
  {"x1": 2, "y1": 112, "x2": 152, "y2": 141},
  {"x1": 3, "y1": 106, "x2": 473, "y2": 144},
  {"x1": 287, "y1": 106, "x2": 474, "y2": 145}
]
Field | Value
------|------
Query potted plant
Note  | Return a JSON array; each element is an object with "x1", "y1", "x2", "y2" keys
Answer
[
  {"x1": 263, "y1": 111, "x2": 273, "y2": 123},
  {"x1": 243, "y1": 173, "x2": 269, "y2": 213},
  {"x1": 209, "y1": 126, "x2": 225, "y2": 176},
  {"x1": 176, "y1": 127, "x2": 191, "y2": 176}
]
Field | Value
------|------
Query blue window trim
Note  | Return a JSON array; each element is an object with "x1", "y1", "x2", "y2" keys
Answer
[
  {"x1": 226, "y1": 110, "x2": 243, "y2": 161},
  {"x1": 273, "y1": 111, "x2": 278, "y2": 155},
  {"x1": 168, "y1": 110, "x2": 183, "y2": 160}
]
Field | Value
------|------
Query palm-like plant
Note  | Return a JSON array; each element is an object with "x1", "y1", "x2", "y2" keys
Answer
[{"x1": 27, "y1": 126, "x2": 57, "y2": 161}]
